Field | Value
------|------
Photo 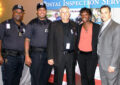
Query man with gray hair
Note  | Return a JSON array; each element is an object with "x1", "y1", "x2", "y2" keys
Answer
[{"x1": 47, "y1": 6, "x2": 77, "y2": 85}]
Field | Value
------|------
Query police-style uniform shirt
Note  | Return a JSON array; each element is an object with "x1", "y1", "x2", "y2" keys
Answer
[
  {"x1": 25, "y1": 18, "x2": 51, "y2": 48},
  {"x1": 62, "y1": 22, "x2": 76, "y2": 51},
  {"x1": 0, "y1": 19, "x2": 26, "y2": 51}
]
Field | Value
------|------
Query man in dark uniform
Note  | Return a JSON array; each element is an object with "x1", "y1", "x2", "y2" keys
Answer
[
  {"x1": 0, "y1": 5, "x2": 25, "y2": 85},
  {"x1": 47, "y1": 6, "x2": 76, "y2": 85},
  {"x1": 25, "y1": 3, "x2": 52, "y2": 85}
]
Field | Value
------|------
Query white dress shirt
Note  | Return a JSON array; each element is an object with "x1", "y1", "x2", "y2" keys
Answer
[{"x1": 100, "y1": 18, "x2": 111, "y2": 33}]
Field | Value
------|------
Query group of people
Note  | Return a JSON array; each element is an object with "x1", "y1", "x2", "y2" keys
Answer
[{"x1": 0, "y1": 2, "x2": 120, "y2": 85}]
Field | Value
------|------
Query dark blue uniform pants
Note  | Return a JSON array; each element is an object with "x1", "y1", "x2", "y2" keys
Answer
[
  {"x1": 30, "y1": 51, "x2": 52, "y2": 85},
  {"x1": 2, "y1": 55, "x2": 24, "y2": 85}
]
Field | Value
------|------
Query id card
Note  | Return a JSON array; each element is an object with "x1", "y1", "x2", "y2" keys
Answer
[
  {"x1": 66, "y1": 43, "x2": 70, "y2": 49},
  {"x1": 6, "y1": 23, "x2": 11, "y2": 29},
  {"x1": 19, "y1": 32, "x2": 22, "y2": 36}
]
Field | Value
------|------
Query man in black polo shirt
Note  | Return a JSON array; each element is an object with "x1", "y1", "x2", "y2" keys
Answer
[
  {"x1": 25, "y1": 3, "x2": 52, "y2": 85},
  {"x1": 0, "y1": 5, "x2": 25, "y2": 85}
]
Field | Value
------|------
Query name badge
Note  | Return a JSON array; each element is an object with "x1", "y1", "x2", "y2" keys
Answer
[
  {"x1": 6, "y1": 23, "x2": 11, "y2": 29},
  {"x1": 19, "y1": 32, "x2": 22, "y2": 36},
  {"x1": 45, "y1": 29, "x2": 48, "y2": 33},
  {"x1": 66, "y1": 43, "x2": 70, "y2": 49}
]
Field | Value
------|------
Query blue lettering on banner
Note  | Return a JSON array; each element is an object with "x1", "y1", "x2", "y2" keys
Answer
[{"x1": 44, "y1": 0, "x2": 120, "y2": 10}]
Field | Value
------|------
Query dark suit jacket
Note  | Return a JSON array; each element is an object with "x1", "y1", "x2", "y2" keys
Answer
[
  {"x1": 76, "y1": 22, "x2": 100, "y2": 56},
  {"x1": 47, "y1": 20, "x2": 77, "y2": 63}
]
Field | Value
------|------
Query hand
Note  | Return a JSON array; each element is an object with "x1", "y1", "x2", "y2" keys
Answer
[
  {"x1": 108, "y1": 66, "x2": 115, "y2": 73},
  {"x1": 25, "y1": 56, "x2": 32, "y2": 67},
  {"x1": 48, "y1": 59, "x2": 54, "y2": 65},
  {"x1": 0, "y1": 55, "x2": 4, "y2": 65}
]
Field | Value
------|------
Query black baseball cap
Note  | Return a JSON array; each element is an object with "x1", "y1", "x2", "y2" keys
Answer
[
  {"x1": 37, "y1": 3, "x2": 47, "y2": 10},
  {"x1": 12, "y1": 4, "x2": 24, "y2": 12}
]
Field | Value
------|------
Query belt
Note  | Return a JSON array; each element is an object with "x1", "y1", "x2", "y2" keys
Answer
[
  {"x1": 2, "y1": 49, "x2": 24, "y2": 57},
  {"x1": 30, "y1": 46, "x2": 46, "y2": 52},
  {"x1": 79, "y1": 50, "x2": 92, "y2": 54},
  {"x1": 63, "y1": 50, "x2": 74, "y2": 55}
]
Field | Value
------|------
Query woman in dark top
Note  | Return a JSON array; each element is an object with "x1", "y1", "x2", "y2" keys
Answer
[{"x1": 77, "y1": 7, "x2": 100, "y2": 85}]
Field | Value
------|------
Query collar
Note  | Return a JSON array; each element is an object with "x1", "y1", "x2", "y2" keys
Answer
[
  {"x1": 103, "y1": 18, "x2": 111, "y2": 26},
  {"x1": 11, "y1": 18, "x2": 23, "y2": 26}
]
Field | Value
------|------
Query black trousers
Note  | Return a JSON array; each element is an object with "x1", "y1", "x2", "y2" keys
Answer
[
  {"x1": 77, "y1": 52, "x2": 98, "y2": 85},
  {"x1": 2, "y1": 55, "x2": 24, "y2": 85},
  {"x1": 54, "y1": 53, "x2": 75, "y2": 85},
  {"x1": 30, "y1": 51, "x2": 52, "y2": 85}
]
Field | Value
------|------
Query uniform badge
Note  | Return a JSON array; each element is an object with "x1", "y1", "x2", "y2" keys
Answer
[
  {"x1": 5, "y1": 58, "x2": 8, "y2": 63},
  {"x1": 71, "y1": 29, "x2": 74, "y2": 34},
  {"x1": 40, "y1": 3, "x2": 44, "y2": 5},
  {"x1": 45, "y1": 29, "x2": 48, "y2": 33},
  {"x1": 18, "y1": 5, "x2": 22, "y2": 8},
  {"x1": 6, "y1": 23, "x2": 11, "y2": 29},
  {"x1": 23, "y1": 28, "x2": 25, "y2": 33}
]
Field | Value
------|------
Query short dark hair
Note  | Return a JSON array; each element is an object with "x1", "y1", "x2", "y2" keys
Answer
[
  {"x1": 80, "y1": 7, "x2": 92, "y2": 16},
  {"x1": 100, "y1": 5, "x2": 111, "y2": 12}
]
